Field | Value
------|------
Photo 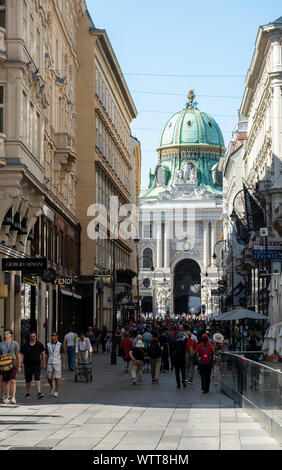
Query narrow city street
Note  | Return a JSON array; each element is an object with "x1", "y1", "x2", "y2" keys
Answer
[{"x1": 0, "y1": 353, "x2": 281, "y2": 451}]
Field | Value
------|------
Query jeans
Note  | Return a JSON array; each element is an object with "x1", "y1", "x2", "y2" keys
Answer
[{"x1": 67, "y1": 346, "x2": 75, "y2": 371}]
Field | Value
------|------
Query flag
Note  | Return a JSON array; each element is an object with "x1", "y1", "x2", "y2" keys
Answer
[
  {"x1": 235, "y1": 214, "x2": 249, "y2": 244},
  {"x1": 243, "y1": 184, "x2": 265, "y2": 232},
  {"x1": 232, "y1": 223, "x2": 246, "y2": 246},
  {"x1": 219, "y1": 232, "x2": 224, "y2": 240},
  {"x1": 232, "y1": 282, "x2": 245, "y2": 296}
]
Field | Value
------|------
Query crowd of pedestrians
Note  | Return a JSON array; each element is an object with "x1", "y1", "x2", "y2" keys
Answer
[
  {"x1": 0, "y1": 316, "x2": 263, "y2": 404},
  {"x1": 115, "y1": 316, "x2": 232, "y2": 393}
]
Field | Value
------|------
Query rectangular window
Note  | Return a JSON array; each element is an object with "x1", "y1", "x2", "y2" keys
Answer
[
  {"x1": 30, "y1": 14, "x2": 34, "y2": 57},
  {"x1": 0, "y1": 0, "x2": 5, "y2": 29},
  {"x1": 0, "y1": 85, "x2": 4, "y2": 133},
  {"x1": 143, "y1": 223, "x2": 153, "y2": 239},
  {"x1": 22, "y1": 1, "x2": 27, "y2": 43}
]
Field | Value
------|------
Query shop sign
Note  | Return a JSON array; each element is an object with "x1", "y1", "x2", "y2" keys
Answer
[
  {"x1": 54, "y1": 277, "x2": 73, "y2": 285},
  {"x1": 253, "y1": 239, "x2": 282, "y2": 259},
  {"x1": 0, "y1": 284, "x2": 8, "y2": 298},
  {"x1": 2, "y1": 257, "x2": 47, "y2": 272},
  {"x1": 22, "y1": 275, "x2": 37, "y2": 287}
]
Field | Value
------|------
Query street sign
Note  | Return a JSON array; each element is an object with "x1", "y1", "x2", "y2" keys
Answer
[
  {"x1": 22, "y1": 275, "x2": 37, "y2": 287},
  {"x1": 253, "y1": 239, "x2": 282, "y2": 259},
  {"x1": 2, "y1": 257, "x2": 47, "y2": 272}
]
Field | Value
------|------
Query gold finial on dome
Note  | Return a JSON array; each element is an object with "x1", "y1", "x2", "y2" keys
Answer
[{"x1": 186, "y1": 90, "x2": 198, "y2": 109}]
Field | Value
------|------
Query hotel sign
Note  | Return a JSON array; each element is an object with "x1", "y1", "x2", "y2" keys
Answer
[{"x1": 2, "y1": 258, "x2": 47, "y2": 272}]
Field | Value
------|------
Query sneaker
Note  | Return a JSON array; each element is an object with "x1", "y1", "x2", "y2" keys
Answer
[
  {"x1": 132, "y1": 380, "x2": 136, "y2": 385},
  {"x1": 37, "y1": 393, "x2": 44, "y2": 399},
  {"x1": 3, "y1": 398, "x2": 10, "y2": 404},
  {"x1": 49, "y1": 388, "x2": 54, "y2": 396},
  {"x1": 10, "y1": 398, "x2": 16, "y2": 404},
  {"x1": 53, "y1": 392, "x2": 59, "y2": 397},
  {"x1": 25, "y1": 393, "x2": 31, "y2": 399}
]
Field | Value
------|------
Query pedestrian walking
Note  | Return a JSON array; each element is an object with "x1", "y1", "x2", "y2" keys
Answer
[
  {"x1": 44, "y1": 332, "x2": 66, "y2": 397},
  {"x1": 185, "y1": 331, "x2": 197, "y2": 384},
  {"x1": 119, "y1": 332, "x2": 133, "y2": 373},
  {"x1": 20, "y1": 331, "x2": 45, "y2": 399},
  {"x1": 197, "y1": 333, "x2": 214, "y2": 394},
  {"x1": 93, "y1": 325, "x2": 101, "y2": 353},
  {"x1": 75, "y1": 332, "x2": 93, "y2": 358},
  {"x1": 86, "y1": 327, "x2": 95, "y2": 352},
  {"x1": 64, "y1": 327, "x2": 77, "y2": 371},
  {"x1": 0, "y1": 329, "x2": 21, "y2": 404},
  {"x1": 212, "y1": 332, "x2": 224, "y2": 386},
  {"x1": 148, "y1": 330, "x2": 163, "y2": 384},
  {"x1": 159, "y1": 328, "x2": 170, "y2": 373},
  {"x1": 129, "y1": 340, "x2": 145, "y2": 385},
  {"x1": 172, "y1": 331, "x2": 187, "y2": 389}
]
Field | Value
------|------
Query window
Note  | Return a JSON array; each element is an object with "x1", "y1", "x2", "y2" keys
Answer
[
  {"x1": 0, "y1": 0, "x2": 5, "y2": 29},
  {"x1": 143, "y1": 223, "x2": 153, "y2": 239},
  {"x1": 22, "y1": 1, "x2": 27, "y2": 43},
  {"x1": 0, "y1": 85, "x2": 4, "y2": 133},
  {"x1": 143, "y1": 248, "x2": 153, "y2": 269}
]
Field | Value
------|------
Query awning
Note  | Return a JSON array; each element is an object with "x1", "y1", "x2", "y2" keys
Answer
[
  {"x1": 60, "y1": 289, "x2": 82, "y2": 300},
  {"x1": 215, "y1": 308, "x2": 268, "y2": 321}
]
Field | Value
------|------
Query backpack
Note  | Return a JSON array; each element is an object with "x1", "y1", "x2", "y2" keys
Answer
[
  {"x1": 198, "y1": 344, "x2": 212, "y2": 365},
  {"x1": 149, "y1": 340, "x2": 161, "y2": 359}
]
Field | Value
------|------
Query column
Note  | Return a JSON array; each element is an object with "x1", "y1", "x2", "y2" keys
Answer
[
  {"x1": 164, "y1": 222, "x2": 171, "y2": 267},
  {"x1": 38, "y1": 280, "x2": 46, "y2": 345},
  {"x1": 156, "y1": 222, "x2": 162, "y2": 268},
  {"x1": 210, "y1": 221, "x2": 217, "y2": 265},
  {"x1": 203, "y1": 221, "x2": 209, "y2": 271},
  {"x1": 47, "y1": 284, "x2": 53, "y2": 342},
  {"x1": 6, "y1": 272, "x2": 15, "y2": 332}
]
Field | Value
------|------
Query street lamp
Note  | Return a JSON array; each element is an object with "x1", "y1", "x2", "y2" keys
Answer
[{"x1": 212, "y1": 239, "x2": 234, "y2": 309}]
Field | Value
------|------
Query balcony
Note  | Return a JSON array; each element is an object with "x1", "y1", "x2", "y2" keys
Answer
[
  {"x1": 0, "y1": 27, "x2": 6, "y2": 62},
  {"x1": 54, "y1": 132, "x2": 76, "y2": 170}
]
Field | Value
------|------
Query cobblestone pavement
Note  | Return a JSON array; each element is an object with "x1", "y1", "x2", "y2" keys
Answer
[{"x1": 0, "y1": 352, "x2": 281, "y2": 450}]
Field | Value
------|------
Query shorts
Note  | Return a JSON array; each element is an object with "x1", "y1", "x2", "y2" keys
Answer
[
  {"x1": 24, "y1": 365, "x2": 41, "y2": 383},
  {"x1": 2, "y1": 367, "x2": 17, "y2": 382},
  {"x1": 47, "y1": 364, "x2": 62, "y2": 379}
]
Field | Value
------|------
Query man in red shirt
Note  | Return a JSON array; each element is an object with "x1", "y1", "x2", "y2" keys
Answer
[
  {"x1": 119, "y1": 332, "x2": 133, "y2": 373},
  {"x1": 185, "y1": 331, "x2": 197, "y2": 384},
  {"x1": 196, "y1": 334, "x2": 214, "y2": 394}
]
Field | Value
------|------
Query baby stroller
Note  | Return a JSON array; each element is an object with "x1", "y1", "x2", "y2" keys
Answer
[{"x1": 75, "y1": 349, "x2": 93, "y2": 383}]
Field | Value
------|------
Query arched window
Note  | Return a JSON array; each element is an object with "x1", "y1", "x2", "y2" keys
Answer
[{"x1": 143, "y1": 247, "x2": 153, "y2": 268}]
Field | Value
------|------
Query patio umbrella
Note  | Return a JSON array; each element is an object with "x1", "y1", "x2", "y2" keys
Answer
[{"x1": 215, "y1": 308, "x2": 268, "y2": 321}]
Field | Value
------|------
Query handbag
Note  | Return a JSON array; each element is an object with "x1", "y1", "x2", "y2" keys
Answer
[{"x1": 0, "y1": 343, "x2": 16, "y2": 372}]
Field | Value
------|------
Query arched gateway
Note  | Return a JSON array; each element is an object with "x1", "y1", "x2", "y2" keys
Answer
[{"x1": 173, "y1": 259, "x2": 201, "y2": 315}]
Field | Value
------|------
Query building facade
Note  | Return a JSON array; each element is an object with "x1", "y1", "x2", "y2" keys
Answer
[
  {"x1": 76, "y1": 16, "x2": 139, "y2": 328},
  {"x1": 223, "y1": 17, "x2": 282, "y2": 319},
  {"x1": 0, "y1": 0, "x2": 87, "y2": 344},
  {"x1": 139, "y1": 91, "x2": 225, "y2": 317}
]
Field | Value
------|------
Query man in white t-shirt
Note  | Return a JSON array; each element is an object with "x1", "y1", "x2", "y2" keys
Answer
[
  {"x1": 64, "y1": 328, "x2": 77, "y2": 371},
  {"x1": 75, "y1": 333, "x2": 93, "y2": 356}
]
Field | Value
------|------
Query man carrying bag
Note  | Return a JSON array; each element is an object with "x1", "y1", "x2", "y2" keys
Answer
[{"x1": 0, "y1": 329, "x2": 21, "y2": 404}]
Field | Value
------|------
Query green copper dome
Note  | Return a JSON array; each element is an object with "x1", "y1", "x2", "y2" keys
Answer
[{"x1": 159, "y1": 91, "x2": 225, "y2": 149}]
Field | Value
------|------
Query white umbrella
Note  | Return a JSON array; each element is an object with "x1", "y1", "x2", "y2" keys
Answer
[{"x1": 215, "y1": 308, "x2": 268, "y2": 321}]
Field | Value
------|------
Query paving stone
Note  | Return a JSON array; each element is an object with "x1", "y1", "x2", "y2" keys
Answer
[{"x1": 178, "y1": 436, "x2": 220, "y2": 450}]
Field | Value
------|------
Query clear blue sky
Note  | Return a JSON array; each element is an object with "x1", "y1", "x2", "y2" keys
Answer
[{"x1": 86, "y1": 0, "x2": 282, "y2": 192}]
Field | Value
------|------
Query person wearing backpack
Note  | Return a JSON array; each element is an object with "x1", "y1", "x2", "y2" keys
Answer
[
  {"x1": 185, "y1": 331, "x2": 197, "y2": 384},
  {"x1": 196, "y1": 334, "x2": 214, "y2": 394},
  {"x1": 148, "y1": 330, "x2": 163, "y2": 384}
]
